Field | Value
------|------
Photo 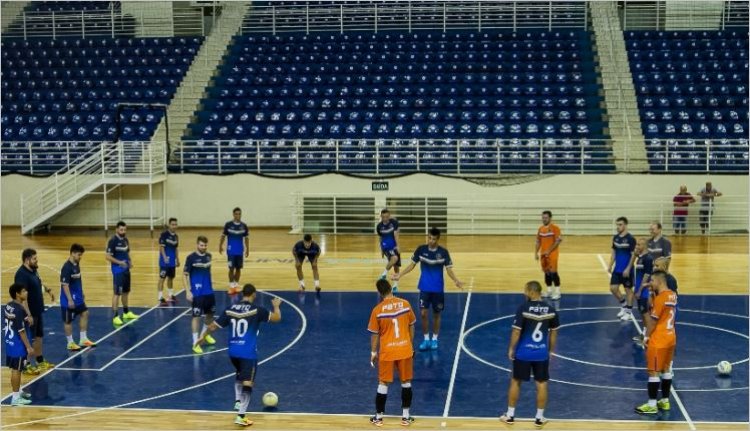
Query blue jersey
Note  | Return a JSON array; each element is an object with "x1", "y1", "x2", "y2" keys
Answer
[
  {"x1": 611, "y1": 233, "x2": 636, "y2": 273},
  {"x1": 411, "y1": 245, "x2": 453, "y2": 293},
  {"x1": 158, "y1": 230, "x2": 179, "y2": 268},
  {"x1": 106, "y1": 234, "x2": 130, "y2": 275},
  {"x1": 183, "y1": 252, "x2": 213, "y2": 297},
  {"x1": 634, "y1": 253, "x2": 654, "y2": 298},
  {"x1": 3, "y1": 301, "x2": 28, "y2": 357},
  {"x1": 214, "y1": 301, "x2": 271, "y2": 360},
  {"x1": 223, "y1": 221, "x2": 249, "y2": 257},
  {"x1": 376, "y1": 219, "x2": 399, "y2": 251},
  {"x1": 512, "y1": 300, "x2": 560, "y2": 362},
  {"x1": 293, "y1": 241, "x2": 320, "y2": 258},
  {"x1": 60, "y1": 260, "x2": 85, "y2": 308}
]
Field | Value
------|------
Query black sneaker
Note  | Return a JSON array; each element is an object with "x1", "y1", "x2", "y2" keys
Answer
[
  {"x1": 535, "y1": 417, "x2": 548, "y2": 428},
  {"x1": 369, "y1": 416, "x2": 383, "y2": 427},
  {"x1": 499, "y1": 414, "x2": 514, "y2": 424},
  {"x1": 400, "y1": 417, "x2": 415, "y2": 426},
  {"x1": 158, "y1": 298, "x2": 168, "y2": 306},
  {"x1": 169, "y1": 295, "x2": 178, "y2": 304}
]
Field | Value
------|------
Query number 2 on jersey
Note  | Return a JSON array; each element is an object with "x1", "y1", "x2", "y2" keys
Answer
[{"x1": 666, "y1": 309, "x2": 675, "y2": 330}]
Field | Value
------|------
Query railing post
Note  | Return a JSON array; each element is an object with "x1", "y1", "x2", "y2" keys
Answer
[
  {"x1": 52, "y1": 11, "x2": 56, "y2": 39},
  {"x1": 296, "y1": 142, "x2": 300, "y2": 175},
  {"x1": 415, "y1": 141, "x2": 420, "y2": 171},
  {"x1": 110, "y1": 8, "x2": 115, "y2": 38},
  {"x1": 180, "y1": 142, "x2": 184, "y2": 173},
  {"x1": 66, "y1": 141, "x2": 71, "y2": 172},
  {"x1": 548, "y1": 0, "x2": 552, "y2": 31},
  {"x1": 256, "y1": 140, "x2": 261, "y2": 174},
  {"x1": 374, "y1": 3, "x2": 378, "y2": 33},
  {"x1": 408, "y1": 1, "x2": 412, "y2": 33},
  {"x1": 272, "y1": 5, "x2": 276, "y2": 35},
  {"x1": 655, "y1": 0, "x2": 660, "y2": 30},
  {"x1": 28, "y1": 144, "x2": 34, "y2": 175},
  {"x1": 478, "y1": 2, "x2": 481, "y2": 31},
  {"x1": 306, "y1": 4, "x2": 310, "y2": 34},
  {"x1": 55, "y1": 173, "x2": 59, "y2": 206},
  {"x1": 375, "y1": 141, "x2": 380, "y2": 174},
  {"x1": 496, "y1": 140, "x2": 501, "y2": 174},
  {"x1": 513, "y1": 1, "x2": 517, "y2": 32},
  {"x1": 443, "y1": 2, "x2": 447, "y2": 32},
  {"x1": 217, "y1": 141, "x2": 222, "y2": 174},
  {"x1": 335, "y1": 140, "x2": 340, "y2": 171},
  {"x1": 340, "y1": 4, "x2": 344, "y2": 34},
  {"x1": 333, "y1": 196, "x2": 337, "y2": 234},
  {"x1": 584, "y1": 1, "x2": 588, "y2": 30},
  {"x1": 664, "y1": 142, "x2": 669, "y2": 172},
  {"x1": 23, "y1": 12, "x2": 27, "y2": 40},
  {"x1": 706, "y1": 140, "x2": 711, "y2": 173},
  {"x1": 456, "y1": 140, "x2": 461, "y2": 174},
  {"x1": 580, "y1": 140, "x2": 585, "y2": 174},
  {"x1": 539, "y1": 143, "x2": 544, "y2": 174},
  {"x1": 81, "y1": 11, "x2": 85, "y2": 39}
]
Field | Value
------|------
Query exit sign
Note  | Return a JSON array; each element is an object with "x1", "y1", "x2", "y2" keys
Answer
[{"x1": 372, "y1": 181, "x2": 389, "y2": 191}]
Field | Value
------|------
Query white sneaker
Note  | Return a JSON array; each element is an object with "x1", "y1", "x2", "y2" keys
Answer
[
  {"x1": 550, "y1": 287, "x2": 561, "y2": 300},
  {"x1": 617, "y1": 308, "x2": 626, "y2": 318},
  {"x1": 620, "y1": 311, "x2": 632, "y2": 321}
]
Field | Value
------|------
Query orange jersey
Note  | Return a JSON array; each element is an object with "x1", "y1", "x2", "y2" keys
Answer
[
  {"x1": 537, "y1": 223, "x2": 562, "y2": 255},
  {"x1": 649, "y1": 289, "x2": 678, "y2": 347},
  {"x1": 368, "y1": 296, "x2": 416, "y2": 361}
]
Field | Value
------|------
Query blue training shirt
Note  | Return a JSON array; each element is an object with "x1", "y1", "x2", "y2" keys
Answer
[
  {"x1": 411, "y1": 244, "x2": 453, "y2": 293},
  {"x1": 223, "y1": 221, "x2": 249, "y2": 257},
  {"x1": 3, "y1": 301, "x2": 28, "y2": 358},
  {"x1": 512, "y1": 300, "x2": 560, "y2": 362},
  {"x1": 106, "y1": 234, "x2": 130, "y2": 275},
  {"x1": 60, "y1": 260, "x2": 85, "y2": 308},
  {"x1": 158, "y1": 230, "x2": 179, "y2": 268},
  {"x1": 214, "y1": 300, "x2": 271, "y2": 360},
  {"x1": 634, "y1": 253, "x2": 654, "y2": 299},
  {"x1": 293, "y1": 241, "x2": 321, "y2": 258},
  {"x1": 376, "y1": 219, "x2": 399, "y2": 251},
  {"x1": 612, "y1": 233, "x2": 636, "y2": 273},
  {"x1": 183, "y1": 252, "x2": 213, "y2": 297}
]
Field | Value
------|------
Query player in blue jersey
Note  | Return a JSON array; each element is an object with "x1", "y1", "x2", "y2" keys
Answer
[
  {"x1": 106, "y1": 221, "x2": 139, "y2": 327},
  {"x1": 157, "y1": 218, "x2": 180, "y2": 306},
  {"x1": 500, "y1": 281, "x2": 560, "y2": 428},
  {"x1": 61, "y1": 243, "x2": 96, "y2": 351},
  {"x1": 607, "y1": 216, "x2": 637, "y2": 321},
  {"x1": 293, "y1": 234, "x2": 321, "y2": 294},
  {"x1": 219, "y1": 207, "x2": 250, "y2": 297},
  {"x1": 184, "y1": 236, "x2": 217, "y2": 354},
  {"x1": 4, "y1": 283, "x2": 35, "y2": 406},
  {"x1": 196, "y1": 283, "x2": 282, "y2": 427},
  {"x1": 377, "y1": 208, "x2": 401, "y2": 293},
  {"x1": 633, "y1": 238, "x2": 655, "y2": 347},
  {"x1": 647, "y1": 222, "x2": 672, "y2": 270},
  {"x1": 393, "y1": 227, "x2": 464, "y2": 351}
]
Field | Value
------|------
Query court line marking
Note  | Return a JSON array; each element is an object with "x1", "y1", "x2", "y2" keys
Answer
[
  {"x1": 0, "y1": 289, "x2": 182, "y2": 403},
  {"x1": 442, "y1": 277, "x2": 473, "y2": 419},
  {"x1": 2, "y1": 290, "x2": 308, "y2": 428},
  {"x1": 120, "y1": 347, "x2": 228, "y2": 361},
  {"x1": 672, "y1": 385, "x2": 696, "y2": 430}
]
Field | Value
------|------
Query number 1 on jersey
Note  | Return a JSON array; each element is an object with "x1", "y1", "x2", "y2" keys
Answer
[{"x1": 392, "y1": 318, "x2": 400, "y2": 339}]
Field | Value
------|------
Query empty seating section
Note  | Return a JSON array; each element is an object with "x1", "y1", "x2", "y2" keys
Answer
[
  {"x1": 1, "y1": 36, "x2": 203, "y2": 174},
  {"x1": 3, "y1": 1, "x2": 134, "y2": 38},
  {"x1": 626, "y1": 30, "x2": 749, "y2": 172},
  {"x1": 183, "y1": 29, "x2": 611, "y2": 174}
]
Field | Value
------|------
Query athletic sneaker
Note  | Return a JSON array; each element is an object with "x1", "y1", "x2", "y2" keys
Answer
[
  {"x1": 10, "y1": 397, "x2": 32, "y2": 406},
  {"x1": 204, "y1": 334, "x2": 216, "y2": 345},
  {"x1": 169, "y1": 295, "x2": 178, "y2": 304},
  {"x1": 67, "y1": 342, "x2": 82, "y2": 351},
  {"x1": 192, "y1": 344, "x2": 203, "y2": 354},
  {"x1": 369, "y1": 416, "x2": 384, "y2": 427},
  {"x1": 159, "y1": 298, "x2": 168, "y2": 307},
  {"x1": 534, "y1": 417, "x2": 548, "y2": 428},
  {"x1": 418, "y1": 340, "x2": 431, "y2": 351},
  {"x1": 234, "y1": 400, "x2": 240, "y2": 411},
  {"x1": 401, "y1": 417, "x2": 415, "y2": 426},
  {"x1": 21, "y1": 391, "x2": 31, "y2": 399},
  {"x1": 430, "y1": 339, "x2": 439, "y2": 350},
  {"x1": 550, "y1": 287, "x2": 561, "y2": 300},
  {"x1": 619, "y1": 311, "x2": 632, "y2": 321},
  {"x1": 234, "y1": 416, "x2": 254, "y2": 427},
  {"x1": 499, "y1": 414, "x2": 514, "y2": 424},
  {"x1": 122, "y1": 311, "x2": 139, "y2": 320},
  {"x1": 635, "y1": 403, "x2": 658, "y2": 415},
  {"x1": 81, "y1": 339, "x2": 97, "y2": 347},
  {"x1": 37, "y1": 360, "x2": 55, "y2": 370},
  {"x1": 22, "y1": 365, "x2": 41, "y2": 376},
  {"x1": 657, "y1": 399, "x2": 671, "y2": 411},
  {"x1": 541, "y1": 289, "x2": 550, "y2": 298},
  {"x1": 392, "y1": 285, "x2": 399, "y2": 295},
  {"x1": 616, "y1": 308, "x2": 626, "y2": 318},
  {"x1": 112, "y1": 316, "x2": 124, "y2": 327}
]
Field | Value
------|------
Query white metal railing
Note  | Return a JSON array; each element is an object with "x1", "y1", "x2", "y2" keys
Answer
[
  {"x1": 621, "y1": 0, "x2": 749, "y2": 31},
  {"x1": 19, "y1": 140, "x2": 167, "y2": 233},
  {"x1": 241, "y1": 1, "x2": 588, "y2": 34},
  {"x1": 291, "y1": 192, "x2": 750, "y2": 236}
]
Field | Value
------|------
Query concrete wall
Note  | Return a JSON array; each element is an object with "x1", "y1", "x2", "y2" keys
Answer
[
  {"x1": 2, "y1": 173, "x2": 747, "y2": 233},
  {"x1": 121, "y1": 1, "x2": 174, "y2": 36}
]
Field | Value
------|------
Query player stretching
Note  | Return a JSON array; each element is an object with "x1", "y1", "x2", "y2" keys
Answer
[
  {"x1": 377, "y1": 208, "x2": 401, "y2": 293},
  {"x1": 607, "y1": 217, "x2": 636, "y2": 321},
  {"x1": 219, "y1": 207, "x2": 249, "y2": 298},
  {"x1": 500, "y1": 281, "x2": 560, "y2": 428},
  {"x1": 368, "y1": 279, "x2": 416, "y2": 427},
  {"x1": 635, "y1": 271, "x2": 677, "y2": 415},
  {"x1": 61, "y1": 244, "x2": 96, "y2": 350},
  {"x1": 393, "y1": 227, "x2": 463, "y2": 351},
  {"x1": 293, "y1": 234, "x2": 321, "y2": 295},
  {"x1": 106, "y1": 221, "x2": 138, "y2": 327},
  {"x1": 184, "y1": 236, "x2": 217, "y2": 354},
  {"x1": 157, "y1": 218, "x2": 179, "y2": 306},
  {"x1": 633, "y1": 238, "x2": 654, "y2": 347},
  {"x1": 535, "y1": 211, "x2": 562, "y2": 300},
  {"x1": 4, "y1": 284, "x2": 34, "y2": 405},
  {"x1": 196, "y1": 284, "x2": 282, "y2": 427}
]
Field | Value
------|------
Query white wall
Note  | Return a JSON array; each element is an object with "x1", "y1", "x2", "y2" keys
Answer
[
  {"x1": 121, "y1": 1, "x2": 174, "y2": 36},
  {"x1": 2, "y1": 173, "x2": 747, "y2": 233}
]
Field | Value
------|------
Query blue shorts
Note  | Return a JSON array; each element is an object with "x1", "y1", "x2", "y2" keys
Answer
[
  {"x1": 637, "y1": 297, "x2": 650, "y2": 314},
  {"x1": 382, "y1": 248, "x2": 401, "y2": 267},
  {"x1": 231, "y1": 357, "x2": 258, "y2": 382},
  {"x1": 419, "y1": 291, "x2": 445, "y2": 313},
  {"x1": 513, "y1": 359, "x2": 550, "y2": 382},
  {"x1": 228, "y1": 255, "x2": 244, "y2": 269},
  {"x1": 113, "y1": 271, "x2": 131, "y2": 295},
  {"x1": 5, "y1": 356, "x2": 27, "y2": 371},
  {"x1": 62, "y1": 303, "x2": 88, "y2": 324},
  {"x1": 159, "y1": 266, "x2": 176, "y2": 279},
  {"x1": 295, "y1": 253, "x2": 319, "y2": 264},
  {"x1": 191, "y1": 294, "x2": 216, "y2": 317},
  {"x1": 610, "y1": 271, "x2": 634, "y2": 288}
]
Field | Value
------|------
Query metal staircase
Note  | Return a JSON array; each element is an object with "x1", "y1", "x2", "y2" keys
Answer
[{"x1": 20, "y1": 141, "x2": 167, "y2": 234}]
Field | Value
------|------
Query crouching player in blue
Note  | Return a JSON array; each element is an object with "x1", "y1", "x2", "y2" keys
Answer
[
  {"x1": 293, "y1": 234, "x2": 321, "y2": 294},
  {"x1": 3, "y1": 283, "x2": 35, "y2": 406},
  {"x1": 196, "y1": 284, "x2": 282, "y2": 426}
]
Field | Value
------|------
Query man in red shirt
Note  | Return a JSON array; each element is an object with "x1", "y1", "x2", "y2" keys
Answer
[{"x1": 672, "y1": 186, "x2": 695, "y2": 235}]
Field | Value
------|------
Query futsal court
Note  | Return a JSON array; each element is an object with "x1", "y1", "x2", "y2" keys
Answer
[{"x1": 0, "y1": 230, "x2": 747, "y2": 430}]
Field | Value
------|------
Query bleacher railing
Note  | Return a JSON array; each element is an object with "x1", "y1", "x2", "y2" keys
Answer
[
  {"x1": 241, "y1": 1, "x2": 589, "y2": 34},
  {"x1": 291, "y1": 192, "x2": 749, "y2": 236},
  {"x1": 620, "y1": 0, "x2": 749, "y2": 31}
]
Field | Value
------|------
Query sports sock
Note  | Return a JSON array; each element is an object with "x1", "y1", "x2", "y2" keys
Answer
[
  {"x1": 314, "y1": 279, "x2": 320, "y2": 288},
  {"x1": 648, "y1": 376, "x2": 660, "y2": 405},
  {"x1": 660, "y1": 373, "x2": 673, "y2": 399},
  {"x1": 423, "y1": 334, "x2": 429, "y2": 341},
  {"x1": 239, "y1": 386, "x2": 252, "y2": 415},
  {"x1": 552, "y1": 273, "x2": 561, "y2": 286},
  {"x1": 299, "y1": 280, "x2": 305, "y2": 288},
  {"x1": 11, "y1": 392, "x2": 20, "y2": 403},
  {"x1": 381, "y1": 270, "x2": 388, "y2": 278},
  {"x1": 235, "y1": 382, "x2": 243, "y2": 403},
  {"x1": 376, "y1": 384, "x2": 388, "y2": 418},
  {"x1": 192, "y1": 332, "x2": 199, "y2": 345},
  {"x1": 123, "y1": 307, "x2": 129, "y2": 314},
  {"x1": 401, "y1": 382, "x2": 412, "y2": 414},
  {"x1": 536, "y1": 409, "x2": 544, "y2": 419},
  {"x1": 507, "y1": 406, "x2": 516, "y2": 417},
  {"x1": 158, "y1": 291, "x2": 163, "y2": 300},
  {"x1": 66, "y1": 335, "x2": 74, "y2": 344},
  {"x1": 619, "y1": 298, "x2": 626, "y2": 306},
  {"x1": 80, "y1": 331, "x2": 87, "y2": 341},
  {"x1": 432, "y1": 334, "x2": 438, "y2": 341},
  {"x1": 36, "y1": 356, "x2": 44, "y2": 363},
  {"x1": 168, "y1": 288, "x2": 174, "y2": 296}
]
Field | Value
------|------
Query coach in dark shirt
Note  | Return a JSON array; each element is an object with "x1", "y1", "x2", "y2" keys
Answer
[{"x1": 14, "y1": 248, "x2": 55, "y2": 372}]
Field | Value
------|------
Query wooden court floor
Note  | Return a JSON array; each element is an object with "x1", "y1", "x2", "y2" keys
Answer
[{"x1": 1, "y1": 227, "x2": 748, "y2": 430}]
